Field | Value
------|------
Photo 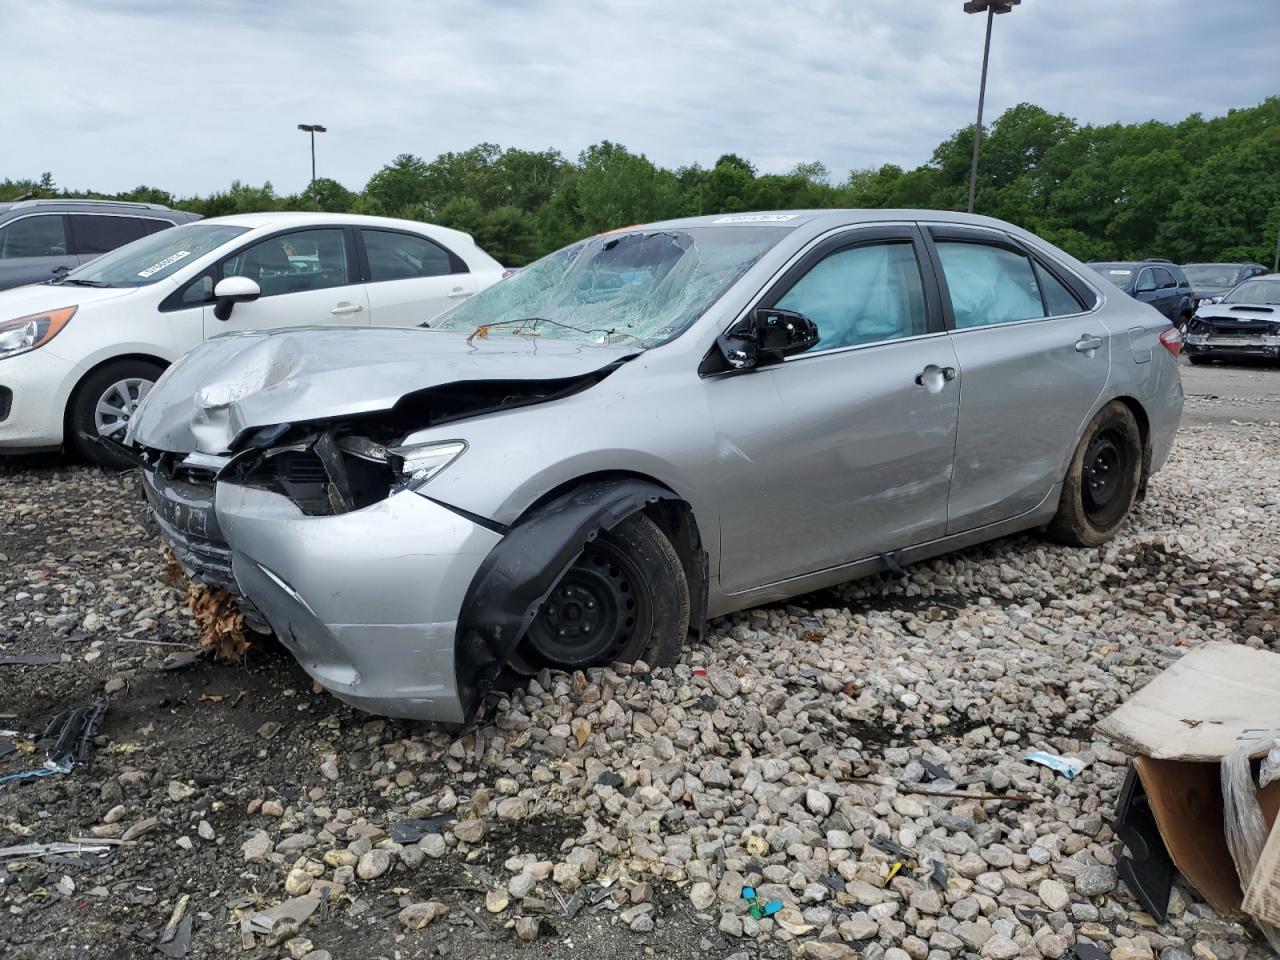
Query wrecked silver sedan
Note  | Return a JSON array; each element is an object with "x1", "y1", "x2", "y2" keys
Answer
[{"x1": 124, "y1": 211, "x2": 1184, "y2": 723}]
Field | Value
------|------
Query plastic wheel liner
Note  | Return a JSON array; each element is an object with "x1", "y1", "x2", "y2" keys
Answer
[{"x1": 454, "y1": 478, "x2": 700, "y2": 721}]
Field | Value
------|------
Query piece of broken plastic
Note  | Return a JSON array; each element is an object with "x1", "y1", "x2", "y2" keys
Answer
[{"x1": 1025, "y1": 750, "x2": 1090, "y2": 780}]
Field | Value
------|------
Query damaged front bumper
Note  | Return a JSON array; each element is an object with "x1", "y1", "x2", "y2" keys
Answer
[{"x1": 142, "y1": 466, "x2": 502, "y2": 723}]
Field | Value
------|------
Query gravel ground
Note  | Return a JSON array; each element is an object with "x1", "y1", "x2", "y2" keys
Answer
[{"x1": 2, "y1": 361, "x2": 1278, "y2": 960}]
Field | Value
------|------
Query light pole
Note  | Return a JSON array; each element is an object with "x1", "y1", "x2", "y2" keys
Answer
[
  {"x1": 297, "y1": 123, "x2": 327, "y2": 209},
  {"x1": 963, "y1": 0, "x2": 1019, "y2": 214}
]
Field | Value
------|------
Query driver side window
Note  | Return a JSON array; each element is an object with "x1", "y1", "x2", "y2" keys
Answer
[
  {"x1": 775, "y1": 241, "x2": 928, "y2": 351},
  {"x1": 222, "y1": 229, "x2": 350, "y2": 298}
]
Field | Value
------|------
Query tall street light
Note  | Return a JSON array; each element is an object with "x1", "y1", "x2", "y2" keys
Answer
[
  {"x1": 963, "y1": 0, "x2": 1019, "y2": 214},
  {"x1": 297, "y1": 123, "x2": 327, "y2": 209}
]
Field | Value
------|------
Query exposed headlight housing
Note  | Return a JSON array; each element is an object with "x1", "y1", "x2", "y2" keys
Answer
[
  {"x1": 0, "y1": 306, "x2": 77, "y2": 361},
  {"x1": 388, "y1": 439, "x2": 468, "y2": 491}
]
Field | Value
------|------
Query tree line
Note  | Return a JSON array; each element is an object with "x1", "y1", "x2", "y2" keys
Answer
[{"x1": 5, "y1": 98, "x2": 1277, "y2": 268}]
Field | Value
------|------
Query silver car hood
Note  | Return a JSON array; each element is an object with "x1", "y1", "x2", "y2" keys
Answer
[{"x1": 127, "y1": 326, "x2": 636, "y2": 454}]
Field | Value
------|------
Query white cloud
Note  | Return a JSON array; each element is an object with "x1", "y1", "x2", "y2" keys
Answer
[{"x1": 4, "y1": 0, "x2": 1276, "y2": 196}]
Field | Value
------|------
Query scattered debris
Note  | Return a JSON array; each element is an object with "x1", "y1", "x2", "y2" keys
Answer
[
  {"x1": 0, "y1": 652, "x2": 64, "y2": 666},
  {"x1": 740, "y1": 885, "x2": 782, "y2": 920},
  {"x1": 1024, "y1": 750, "x2": 1090, "y2": 780}
]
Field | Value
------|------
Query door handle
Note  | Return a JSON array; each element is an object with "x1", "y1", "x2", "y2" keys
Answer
[
  {"x1": 1074, "y1": 334, "x2": 1103, "y2": 354},
  {"x1": 330, "y1": 302, "x2": 364, "y2": 316},
  {"x1": 914, "y1": 365, "x2": 956, "y2": 392},
  {"x1": 447, "y1": 288, "x2": 473, "y2": 299}
]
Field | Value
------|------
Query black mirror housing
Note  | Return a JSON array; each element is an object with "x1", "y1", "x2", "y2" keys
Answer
[{"x1": 715, "y1": 307, "x2": 820, "y2": 371}]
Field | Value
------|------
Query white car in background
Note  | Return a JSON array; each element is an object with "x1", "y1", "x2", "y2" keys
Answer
[{"x1": 0, "y1": 213, "x2": 505, "y2": 465}]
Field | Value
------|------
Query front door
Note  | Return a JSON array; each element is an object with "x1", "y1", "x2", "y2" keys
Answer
[
  {"x1": 202, "y1": 227, "x2": 369, "y2": 339},
  {"x1": 707, "y1": 226, "x2": 960, "y2": 595},
  {"x1": 358, "y1": 227, "x2": 477, "y2": 327},
  {"x1": 924, "y1": 226, "x2": 1111, "y2": 533}
]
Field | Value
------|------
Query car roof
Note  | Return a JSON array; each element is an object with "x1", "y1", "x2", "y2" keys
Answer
[
  {"x1": 0, "y1": 198, "x2": 176, "y2": 214},
  {"x1": 643, "y1": 208, "x2": 1048, "y2": 232},
  {"x1": 202, "y1": 211, "x2": 476, "y2": 244}
]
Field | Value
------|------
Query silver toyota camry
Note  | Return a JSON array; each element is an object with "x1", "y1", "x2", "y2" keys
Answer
[{"x1": 123, "y1": 210, "x2": 1184, "y2": 723}]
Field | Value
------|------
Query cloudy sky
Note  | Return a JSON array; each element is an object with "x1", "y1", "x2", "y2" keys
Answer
[{"x1": 5, "y1": 0, "x2": 1278, "y2": 197}]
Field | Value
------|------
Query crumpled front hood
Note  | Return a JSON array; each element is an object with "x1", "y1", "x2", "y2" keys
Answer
[
  {"x1": 1194, "y1": 303, "x2": 1279, "y2": 324},
  {"x1": 127, "y1": 326, "x2": 636, "y2": 454}
]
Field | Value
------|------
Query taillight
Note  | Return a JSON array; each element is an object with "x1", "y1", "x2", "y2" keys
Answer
[{"x1": 1159, "y1": 327, "x2": 1182, "y2": 358}]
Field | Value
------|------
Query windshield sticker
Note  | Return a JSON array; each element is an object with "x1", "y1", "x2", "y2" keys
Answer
[
  {"x1": 138, "y1": 251, "x2": 191, "y2": 278},
  {"x1": 712, "y1": 214, "x2": 800, "y2": 224},
  {"x1": 1107, "y1": 269, "x2": 1132, "y2": 275}
]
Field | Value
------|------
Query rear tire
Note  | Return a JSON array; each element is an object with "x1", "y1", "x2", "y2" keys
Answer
[
  {"x1": 1046, "y1": 401, "x2": 1143, "y2": 547},
  {"x1": 516, "y1": 513, "x2": 690, "y2": 673},
  {"x1": 68, "y1": 359, "x2": 165, "y2": 469}
]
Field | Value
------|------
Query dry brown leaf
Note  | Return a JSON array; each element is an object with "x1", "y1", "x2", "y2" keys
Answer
[
  {"x1": 161, "y1": 546, "x2": 185, "y2": 587},
  {"x1": 199, "y1": 693, "x2": 225, "y2": 703},
  {"x1": 186, "y1": 582, "x2": 250, "y2": 660}
]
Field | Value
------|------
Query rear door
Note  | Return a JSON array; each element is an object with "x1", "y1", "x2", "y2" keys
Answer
[
  {"x1": 357, "y1": 227, "x2": 477, "y2": 326},
  {"x1": 69, "y1": 214, "x2": 154, "y2": 263},
  {"x1": 1152, "y1": 267, "x2": 1179, "y2": 320},
  {"x1": 0, "y1": 213, "x2": 76, "y2": 288},
  {"x1": 924, "y1": 224, "x2": 1109, "y2": 533},
  {"x1": 707, "y1": 225, "x2": 960, "y2": 594},
  {"x1": 201, "y1": 227, "x2": 370, "y2": 339}
]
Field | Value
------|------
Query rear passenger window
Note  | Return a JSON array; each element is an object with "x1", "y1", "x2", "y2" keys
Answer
[
  {"x1": 775, "y1": 241, "x2": 928, "y2": 351},
  {"x1": 1153, "y1": 267, "x2": 1176, "y2": 289},
  {"x1": 0, "y1": 215, "x2": 67, "y2": 258},
  {"x1": 362, "y1": 229, "x2": 458, "y2": 281},
  {"x1": 1033, "y1": 261, "x2": 1083, "y2": 316},
  {"x1": 936, "y1": 242, "x2": 1045, "y2": 329},
  {"x1": 70, "y1": 215, "x2": 152, "y2": 255}
]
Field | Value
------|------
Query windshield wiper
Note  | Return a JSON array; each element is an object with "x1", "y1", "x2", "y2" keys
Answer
[{"x1": 57, "y1": 278, "x2": 111, "y2": 287}]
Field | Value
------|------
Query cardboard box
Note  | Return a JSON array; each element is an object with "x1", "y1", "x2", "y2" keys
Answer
[{"x1": 1097, "y1": 643, "x2": 1280, "y2": 918}]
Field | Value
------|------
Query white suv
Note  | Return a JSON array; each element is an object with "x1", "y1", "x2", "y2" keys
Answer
[{"x1": 0, "y1": 213, "x2": 505, "y2": 465}]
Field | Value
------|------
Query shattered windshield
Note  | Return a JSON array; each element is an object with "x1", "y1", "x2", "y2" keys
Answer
[
  {"x1": 1222, "y1": 279, "x2": 1280, "y2": 305},
  {"x1": 430, "y1": 225, "x2": 790, "y2": 347}
]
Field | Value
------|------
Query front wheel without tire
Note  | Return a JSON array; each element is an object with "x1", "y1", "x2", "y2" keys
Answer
[
  {"x1": 516, "y1": 513, "x2": 690, "y2": 673},
  {"x1": 68, "y1": 359, "x2": 165, "y2": 468},
  {"x1": 1046, "y1": 401, "x2": 1143, "y2": 547}
]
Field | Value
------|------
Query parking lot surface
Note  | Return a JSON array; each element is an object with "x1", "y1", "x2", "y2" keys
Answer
[{"x1": 1, "y1": 359, "x2": 1277, "y2": 960}]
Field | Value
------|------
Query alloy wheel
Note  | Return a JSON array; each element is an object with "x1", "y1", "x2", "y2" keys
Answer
[{"x1": 94, "y1": 378, "x2": 153, "y2": 439}]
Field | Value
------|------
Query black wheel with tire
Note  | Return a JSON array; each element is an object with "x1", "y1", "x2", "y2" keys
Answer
[
  {"x1": 1188, "y1": 355, "x2": 1211, "y2": 365},
  {"x1": 515, "y1": 513, "x2": 690, "y2": 673},
  {"x1": 1046, "y1": 401, "x2": 1143, "y2": 547},
  {"x1": 68, "y1": 359, "x2": 166, "y2": 468}
]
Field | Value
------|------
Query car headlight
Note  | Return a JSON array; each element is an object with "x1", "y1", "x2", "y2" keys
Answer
[
  {"x1": 388, "y1": 439, "x2": 467, "y2": 490},
  {"x1": 0, "y1": 306, "x2": 77, "y2": 361}
]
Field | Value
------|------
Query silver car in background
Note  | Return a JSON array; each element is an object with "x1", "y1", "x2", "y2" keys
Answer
[{"x1": 125, "y1": 210, "x2": 1184, "y2": 723}]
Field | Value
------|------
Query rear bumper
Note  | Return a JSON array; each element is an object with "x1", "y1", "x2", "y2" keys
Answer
[{"x1": 213, "y1": 483, "x2": 502, "y2": 723}]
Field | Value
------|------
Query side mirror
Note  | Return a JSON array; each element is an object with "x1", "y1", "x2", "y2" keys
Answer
[
  {"x1": 1134, "y1": 280, "x2": 1157, "y2": 295},
  {"x1": 717, "y1": 307, "x2": 820, "y2": 370},
  {"x1": 212, "y1": 276, "x2": 261, "y2": 321}
]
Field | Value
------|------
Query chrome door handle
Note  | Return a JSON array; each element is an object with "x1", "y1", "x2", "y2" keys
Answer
[
  {"x1": 330, "y1": 302, "x2": 364, "y2": 316},
  {"x1": 1074, "y1": 335, "x2": 1103, "y2": 354},
  {"x1": 914, "y1": 365, "x2": 956, "y2": 392},
  {"x1": 447, "y1": 288, "x2": 473, "y2": 299}
]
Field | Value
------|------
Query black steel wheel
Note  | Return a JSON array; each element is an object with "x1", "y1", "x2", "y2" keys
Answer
[
  {"x1": 1047, "y1": 401, "x2": 1143, "y2": 547},
  {"x1": 515, "y1": 513, "x2": 689, "y2": 673}
]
